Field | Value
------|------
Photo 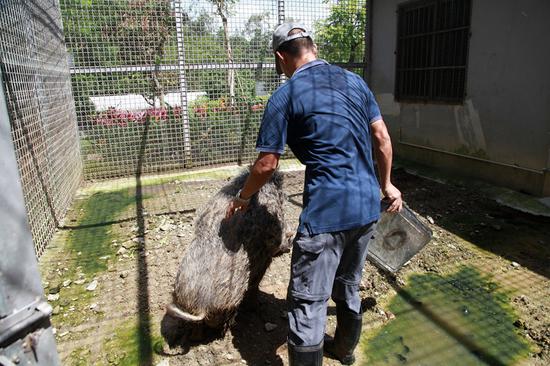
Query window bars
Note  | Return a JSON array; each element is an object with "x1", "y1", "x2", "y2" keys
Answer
[{"x1": 395, "y1": 0, "x2": 471, "y2": 103}]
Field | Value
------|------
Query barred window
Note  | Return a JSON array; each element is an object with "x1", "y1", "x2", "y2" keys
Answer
[{"x1": 395, "y1": 0, "x2": 471, "y2": 103}]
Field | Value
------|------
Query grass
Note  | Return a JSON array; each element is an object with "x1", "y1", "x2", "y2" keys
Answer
[
  {"x1": 362, "y1": 266, "x2": 532, "y2": 365},
  {"x1": 102, "y1": 318, "x2": 165, "y2": 366},
  {"x1": 67, "y1": 190, "x2": 136, "y2": 275}
]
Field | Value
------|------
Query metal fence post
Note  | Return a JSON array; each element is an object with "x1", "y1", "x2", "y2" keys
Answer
[
  {"x1": 0, "y1": 65, "x2": 60, "y2": 366},
  {"x1": 174, "y1": 0, "x2": 193, "y2": 168}
]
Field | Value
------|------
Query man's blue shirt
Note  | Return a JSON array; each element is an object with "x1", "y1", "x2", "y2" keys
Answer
[{"x1": 256, "y1": 60, "x2": 382, "y2": 235}]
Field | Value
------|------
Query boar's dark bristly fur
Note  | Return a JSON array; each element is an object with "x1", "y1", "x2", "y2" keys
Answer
[{"x1": 165, "y1": 169, "x2": 291, "y2": 338}]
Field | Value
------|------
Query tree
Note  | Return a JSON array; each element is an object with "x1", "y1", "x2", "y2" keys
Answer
[
  {"x1": 105, "y1": 0, "x2": 177, "y2": 107},
  {"x1": 315, "y1": 0, "x2": 366, "y2": 64},
  {"x1": 209, "y1": 0, "x2": 237, "y2": 106}
]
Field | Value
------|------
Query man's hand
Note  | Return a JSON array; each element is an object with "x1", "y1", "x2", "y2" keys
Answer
[
  {"x1": 382, "y1": 183, "x2": 403, "y2": 213},
  {"x1": 224, "y1": 152, "x2": 280, "y2": 220},
  {"x1": 225, "y1": 199, "x2": 249, "y2": 220}
]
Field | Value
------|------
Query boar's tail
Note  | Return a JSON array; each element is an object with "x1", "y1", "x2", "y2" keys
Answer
[{"x1": 166, "y1": 303, "x2": 205, "y2": 322}]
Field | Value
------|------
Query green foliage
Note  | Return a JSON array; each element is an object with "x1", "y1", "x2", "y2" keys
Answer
[
  {"x1": 315, "y1": 0, "x2": 366, "y2": 63},
  {"x1": 188, "y1": 95, "x2": 268, "y2": 165},
  {"x1": 82, "y1": 107, "x2": 187, "y2": 176}
]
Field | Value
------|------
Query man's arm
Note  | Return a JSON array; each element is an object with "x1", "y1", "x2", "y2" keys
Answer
[
  {"x1": 371, "y1": 119, "x2": 403, "y2": 212},
  {"x1": 225, "y1": 152, "x2": 280, "y2": 219}
]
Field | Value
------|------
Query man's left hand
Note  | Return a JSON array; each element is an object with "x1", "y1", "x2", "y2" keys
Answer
[{"x1": 382, "y1": 183, "x2": 403, "y2": 213}]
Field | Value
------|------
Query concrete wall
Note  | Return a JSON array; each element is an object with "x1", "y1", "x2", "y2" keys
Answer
[{"x1": 369, "y1": 0, "x2": 550, "y2": 196}]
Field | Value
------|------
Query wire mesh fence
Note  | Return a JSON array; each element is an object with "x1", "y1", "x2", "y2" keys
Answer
[
  {"x1": 62, "y1": 0, "x2": 368, "y2": 180},
  {"x1": 1, "y1": 0, "x2": 369, "y2": 256},
  {"x1": 0, "y1": 0, "x2": 82, "y2": 257}
]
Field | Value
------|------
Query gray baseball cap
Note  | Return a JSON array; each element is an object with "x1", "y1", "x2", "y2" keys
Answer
[{"x1": 271, "y1": 22, "x2": 312, "y2": 53}]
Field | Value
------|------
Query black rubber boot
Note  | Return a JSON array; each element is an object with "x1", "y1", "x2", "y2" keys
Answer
[
  {"x1": 324, "y1": 305, "x2": 363, "y2": 365},
  {"x1": 288, "y1": 341, "x2": 323, "y2": 366}
]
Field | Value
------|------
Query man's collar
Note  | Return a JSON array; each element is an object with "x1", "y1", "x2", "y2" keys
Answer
[{"x1": 292, "y1": 59, "x2": 329, "y2": 77}]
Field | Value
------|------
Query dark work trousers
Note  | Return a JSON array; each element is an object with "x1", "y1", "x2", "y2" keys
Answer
[{"x1": 287, "y1": 221, "x2": 377, "y2": 346}]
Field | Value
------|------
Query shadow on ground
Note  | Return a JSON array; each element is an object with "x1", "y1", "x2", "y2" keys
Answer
[{"x1": 393, "y1": 168, "x2": 550, "y2": 280}]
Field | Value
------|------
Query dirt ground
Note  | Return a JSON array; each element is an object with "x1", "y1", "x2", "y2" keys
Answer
[{"x1": 39, "y1": 167, "x2": 550, "y2": 366}]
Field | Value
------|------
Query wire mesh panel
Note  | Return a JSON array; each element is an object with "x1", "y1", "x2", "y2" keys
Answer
[
  {"x1": 62, "y1": 0, "x2": 367, "y2": 180},
  {"x1": 0, "y1": 0, "x2": 82, "y2": 257}
]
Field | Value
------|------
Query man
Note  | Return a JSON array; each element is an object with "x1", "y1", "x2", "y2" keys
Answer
[{"x1": 226, "y1": 23, "x2": 402, "y2": 365}]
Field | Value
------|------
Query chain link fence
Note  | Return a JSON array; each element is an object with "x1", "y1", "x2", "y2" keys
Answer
[{"x1": 0, "y1": 0, "x2": 82, "y2": 257}]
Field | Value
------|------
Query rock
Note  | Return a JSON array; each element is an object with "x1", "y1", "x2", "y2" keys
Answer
[
  {"x1": 99, "y1": 255, "x2": 110, "y2": 260},
  {"x1": 225, "y1": 354, "x2": 234, "y2": 360},
  {"x1": 86, "y1": 280, "x2": 98, "y2": 291},
  {"x1": 511, "y1": 261, "x2": 520, "y2": 268},
  {"x1": 74, "y1": 279, "x2": 86, "y2": 285},
  {"x1": 122, "y1": 240, "x2": 138, "y2": 249},
  {"x1": 264, "y1": 322, "x2": 278, "y2": 332},
  {"x1": 48, "y1": 285, "x2": 61, "y2": 294},
  {"x1": 156, "y1": 360, "x2": 169, "y2": 366},
  {"x1": 63, "y1": 280, "x2": 72, "y2": 287},
  {"x1": 120, "y1": 271, "x2": 129, "y2": 279},
  {"x1": 117, "y1": 247, "x2": 128, "y2": 256},
  {"x1": 59, "y1": 331, "x2": 69, "y2": 337},
  {"x1": 160, "y1": 223, "x2": 172, "y2": 232},
  {"x1": 53, "y1": 305, "x2": 61, "y2": 315},
  {"x1": 427, "y1": 216, "x2": 435, "y2": 224},
  {"x1": 90, "y1": 303, "x2": 98, "y2": 310},
  {"x1": 513, "y1": 319, "x2": 524, "y2": 329},
  {"x1": 47, "y1": 293, "x2": 60, "y2": 302}
]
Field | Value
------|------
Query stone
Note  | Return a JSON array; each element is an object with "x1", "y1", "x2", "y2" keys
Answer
[
  {"x1": 160, "y1": 223, "x2": 172, "y2": 232},
  {"x1": 511, "y1": 261, "x2": 520, "y2": 268},
  {"x1": 47, "y1": 293, "x2": 60, "y2": 302},
  {"x1": 63, "y1": 280, "x2": 72, "y2": 287},
  {"x1": 122, "y1": 240, "x2": 138, "y2": 249},
  {"x1": 264, "y1": 322, "x2": 278, "y2": 332},
  {"x1": 427, "y1": 216, "x2": 435, "y2": 224},
  {"x1": 86, "y1": 280, "x2": 98, "y2": 291}
]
